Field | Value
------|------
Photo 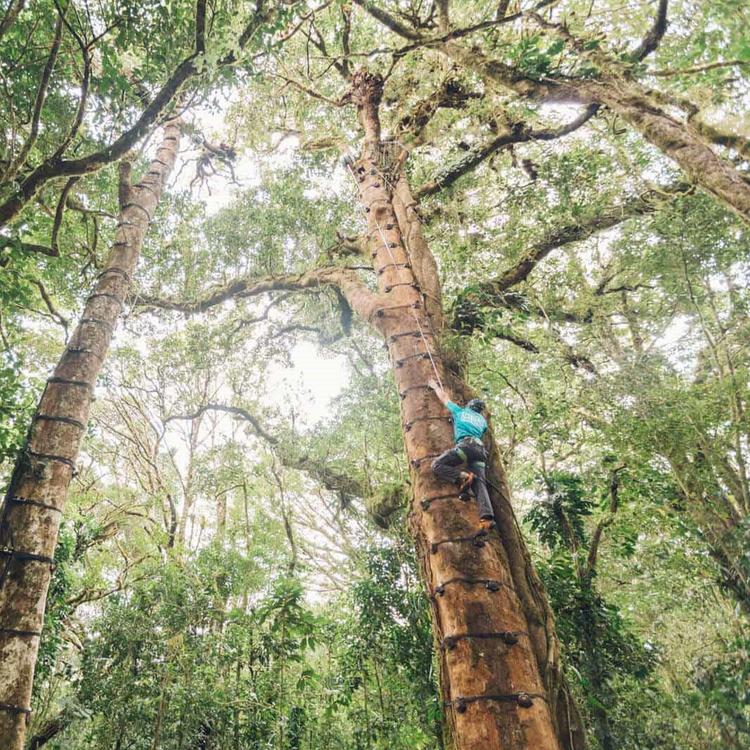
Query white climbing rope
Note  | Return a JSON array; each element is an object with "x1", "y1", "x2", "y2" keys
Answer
[{"x1": 344, "y1": 159, "x2": 444, "y2": 391}]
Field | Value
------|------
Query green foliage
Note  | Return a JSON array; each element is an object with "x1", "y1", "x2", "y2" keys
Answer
[
  {"x1": 526, "y1": 473, "x2": 593, "y2": 548},
  {"x1": 3, "y1": 2, "x2": 749, "y2": 749}
]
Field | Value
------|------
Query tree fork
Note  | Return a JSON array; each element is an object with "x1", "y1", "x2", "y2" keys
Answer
[
  {"x1": 349, "y1": 69, "x2": 581, "y2": 750},
  {"x1": 0, "y1": 120, "x2": 182, "y2": 750}
]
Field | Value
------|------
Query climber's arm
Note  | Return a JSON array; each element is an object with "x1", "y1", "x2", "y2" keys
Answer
[{"x1": 428, "y1": 379, "x2": 452, "y2": 408}]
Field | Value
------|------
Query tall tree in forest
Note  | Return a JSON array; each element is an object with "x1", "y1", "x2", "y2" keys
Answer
[{"x1": 0, "y1": 118, "x2": 182, "y2": 750}]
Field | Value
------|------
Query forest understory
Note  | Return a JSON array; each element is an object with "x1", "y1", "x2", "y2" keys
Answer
[{"x1": 0, "y1": 1, "x2": 749, "y2": 749}]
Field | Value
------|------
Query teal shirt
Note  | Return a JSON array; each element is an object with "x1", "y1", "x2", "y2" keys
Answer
[{"x1": 446, "y1": 401, "x2": 487, "y2": 443}]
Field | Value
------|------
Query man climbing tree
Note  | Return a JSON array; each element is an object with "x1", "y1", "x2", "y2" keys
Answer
[{"x1": 427, "y1": 379, "x2": 495, "y2": 532}]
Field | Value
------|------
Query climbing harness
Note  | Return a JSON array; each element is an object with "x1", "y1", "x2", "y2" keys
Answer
[
  {"x1": 445, "y1": 692, "x2": 546, "y2": 713},
  {"x1": 441, "y1": 631, "x2": 525, "y2": 649},
  {"x1": 432, "y1": 577, "x2": 505, "y2": 597},
  {"x1": 430, "y1": 531, "x2": 487, "y2": 554}
]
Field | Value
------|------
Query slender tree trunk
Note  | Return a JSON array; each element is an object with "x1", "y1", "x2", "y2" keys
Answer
[
  {"x1": 0, "y1": 120, "x2": 182, "y2": 750},
  {"x1": 348, "y1": 70, "x2": 584, "y2": 750}
]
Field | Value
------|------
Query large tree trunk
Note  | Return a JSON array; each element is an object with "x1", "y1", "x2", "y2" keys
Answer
[
  {"x1": 349, "y1": 70, "x2": 585, "y2": 750},
  {"x1": 443, "y1": 43, "x2": 750, "y2": 226},
  {"x1": 0, "y1": 120, "x2": 182, "y2": 750}
]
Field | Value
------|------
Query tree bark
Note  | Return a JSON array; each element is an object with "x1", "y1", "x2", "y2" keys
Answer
[
  {"x1": 0, "y1": 120, "x2": 182, "y2": 750},
  {"x1": 347, "y1": 70, "x2": 585, "y2": 750}
]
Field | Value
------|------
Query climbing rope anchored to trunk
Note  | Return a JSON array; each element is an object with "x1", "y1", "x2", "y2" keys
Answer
[{"x1": 344, "y1": 154, "x2": 494, "y2": 533}]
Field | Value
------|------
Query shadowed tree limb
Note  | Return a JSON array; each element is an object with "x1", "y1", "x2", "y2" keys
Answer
[
  {"x1": 26, "y1": 708, "x2": 74, "y2": 750},
  {"x1": 630, "y1": 0, "x2": 668, "y2": 62},
  {"x1": 416, "y1": 104, "x2": 598, "y2": 197}
]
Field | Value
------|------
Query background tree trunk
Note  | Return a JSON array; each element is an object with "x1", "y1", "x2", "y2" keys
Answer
[{"x1": 0, "y1": 120, "x2": 182, "y2": 750}]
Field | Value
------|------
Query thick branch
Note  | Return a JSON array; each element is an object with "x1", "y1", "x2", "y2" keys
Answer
[
  {"x1": 630, "y1": 0, "x2": 668, "y2": 62},
  {"x1": 138, "y1": 266, "x2": 384, "y2": 325},
  {"x1": 195, "y1": 0, "x2": 207, "y2": 53},
  {"x1": 417, "y1": 105, "x2": 598, "y2": 197},
  {"x1": 351, "y1": 0, "x2": 422, "y2": 40},
  {"x1": 0, "y1": 58, "x2": 195, "y2": 228}
]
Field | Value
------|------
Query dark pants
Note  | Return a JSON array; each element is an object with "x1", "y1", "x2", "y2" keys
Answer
[{"x1": 431, "y1": 438, "x2": 494, "y2": 520}]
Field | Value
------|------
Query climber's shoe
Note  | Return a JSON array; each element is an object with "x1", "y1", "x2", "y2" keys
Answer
[{"x1": 478, "y1": 517, "x2": 496, "y2": 532}]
